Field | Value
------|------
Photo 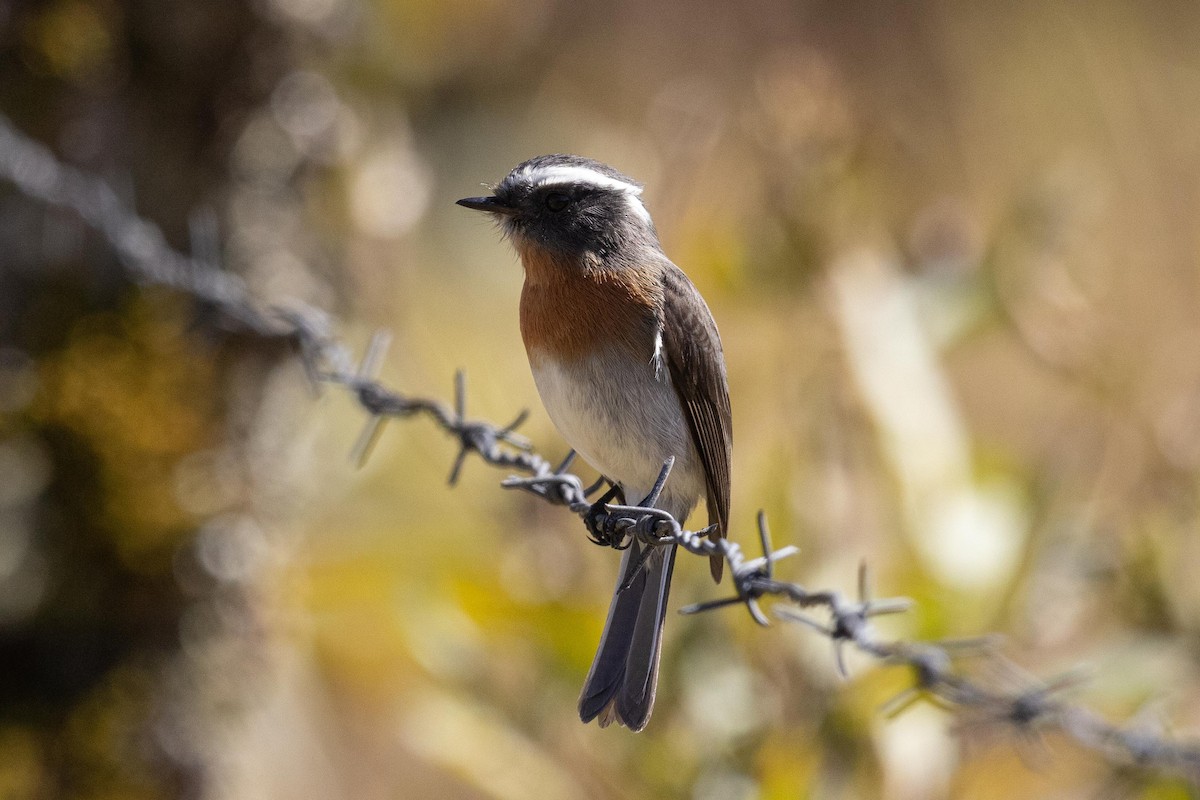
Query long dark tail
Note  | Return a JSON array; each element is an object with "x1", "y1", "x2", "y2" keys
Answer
[{"x1": 578, "y1": 539, "x2": 677, "y2": 732}]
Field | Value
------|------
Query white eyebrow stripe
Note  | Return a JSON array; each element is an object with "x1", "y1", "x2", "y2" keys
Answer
[
  {"x1": 522, "y1": 165, "x2": 643, "y2": 195},
  {"x1": 516, "y1": 165, "x2": 652, "y2": 224},
  {"x1": 623, "y1": 194, "x2": 653, "y2": 224}
]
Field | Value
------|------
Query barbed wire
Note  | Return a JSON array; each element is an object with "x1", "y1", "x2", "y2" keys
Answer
[{"x1": 2, "y1": 111, "x2": 1198, "y2": 788}]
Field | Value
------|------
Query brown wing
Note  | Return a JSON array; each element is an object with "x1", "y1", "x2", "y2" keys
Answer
[{"x1": 661, "y1": 262, "x2": 732, "y2": 582}]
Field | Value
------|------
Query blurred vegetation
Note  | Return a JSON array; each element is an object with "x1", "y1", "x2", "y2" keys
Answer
[{"x1": 4, "y1": 0, "x2": 1200, "y2": 798}]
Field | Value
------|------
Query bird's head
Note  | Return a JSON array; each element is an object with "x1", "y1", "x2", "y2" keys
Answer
[{"x1": 457, "y1": 154, "x2": 659, "y2": 264}]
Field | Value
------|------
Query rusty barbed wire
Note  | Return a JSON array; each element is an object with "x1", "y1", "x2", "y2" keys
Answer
[{"x1": 2, "y1": 111, "x2": 1198, "y2": 788}]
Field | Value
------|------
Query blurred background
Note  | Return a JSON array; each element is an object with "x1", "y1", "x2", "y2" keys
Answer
[{"x1": 2, "y1": 0, "x2": 1200, "y2": 797}]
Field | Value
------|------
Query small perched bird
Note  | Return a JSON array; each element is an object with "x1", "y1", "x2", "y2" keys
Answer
[{"x1": 458, "y1": 154, "x2": 732, "y2": 732}]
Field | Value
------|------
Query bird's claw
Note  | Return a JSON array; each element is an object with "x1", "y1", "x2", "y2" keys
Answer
[{"x1": 584, "y1": 482, "x2": 629, "y2": 549}]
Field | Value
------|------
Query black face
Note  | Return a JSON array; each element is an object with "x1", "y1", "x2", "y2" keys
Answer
[
  {"x1": 494, "y1": 181, "x2": 649, "y2": 256},
  {"x1": 457, "y1": 155, "x2": 659, "y2": 262}
]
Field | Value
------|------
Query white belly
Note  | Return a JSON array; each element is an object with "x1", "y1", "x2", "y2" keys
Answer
[{"x1": 529, "y1": 347, "x2": 703, "y2": 520}]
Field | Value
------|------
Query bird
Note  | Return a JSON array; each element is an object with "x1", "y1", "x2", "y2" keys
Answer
[{"x1": 457, "y1": 154, "x2": 732, "y2": 732}]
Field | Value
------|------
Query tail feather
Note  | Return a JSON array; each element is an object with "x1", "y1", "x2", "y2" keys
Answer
[{"x1": 579, "y1": 540, "x2": 677, "y2": 732}]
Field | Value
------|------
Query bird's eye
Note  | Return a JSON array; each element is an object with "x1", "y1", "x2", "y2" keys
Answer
[{"x1": 544, "y1": 192, "x2": 570, "y2": 212}]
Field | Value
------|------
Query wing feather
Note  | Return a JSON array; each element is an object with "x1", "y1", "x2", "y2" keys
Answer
[{"x1": 661, "y1": 263, "x2": 732, "y2": 582}]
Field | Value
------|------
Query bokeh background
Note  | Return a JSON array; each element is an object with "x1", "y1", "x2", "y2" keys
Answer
[{"x1": 3, "y1": 0, "x2": 1200, "y2": 797}]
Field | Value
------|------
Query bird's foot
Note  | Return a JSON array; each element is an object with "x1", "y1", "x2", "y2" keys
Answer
[{"x1": 584, "y1": 481, "x2": 630, "y2": 549}]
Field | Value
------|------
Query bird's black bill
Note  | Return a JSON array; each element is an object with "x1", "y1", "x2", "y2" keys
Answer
[{"x1": 456, "y1": 196, "x2": 519, "y2": 216}]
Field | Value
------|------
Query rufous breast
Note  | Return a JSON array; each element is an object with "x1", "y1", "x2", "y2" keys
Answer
[{"x1": 518, "y1": 246, "x2": 661, "y2": 365}]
